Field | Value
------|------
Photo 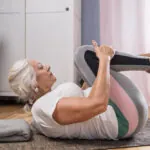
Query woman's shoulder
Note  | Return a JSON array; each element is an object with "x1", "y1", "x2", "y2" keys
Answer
[
  {"x1": 32, "y1": 82, "x2": 78, "y2": 105},
  {"x1": 31, "y1": 88, "x2": 59, "y2": 113},
  {"x1": 56, "y1": 82, "x2": 83, "y2": 97},
  {"x1": 56, "y1": 82, "x2": 80, "y2": 89},
  {"x1": 31, "y1": 82, "x2": 83, "y2": 114}
]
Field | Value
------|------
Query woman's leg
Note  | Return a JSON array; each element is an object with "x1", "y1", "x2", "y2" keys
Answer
[
  {"x1": 74, "y1": 46, "x2": 149, "y2": 139},
  {"x1": 109, "y1": 70, "x2": 148, "y2": 138},
  {"x1": 74, "y1": 45, "x2": 150, "y2": 86}
]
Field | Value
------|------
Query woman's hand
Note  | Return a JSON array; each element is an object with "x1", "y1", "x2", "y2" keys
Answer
[{"x1": 92, "y1": 40, "x2": 115, "y2": 60}]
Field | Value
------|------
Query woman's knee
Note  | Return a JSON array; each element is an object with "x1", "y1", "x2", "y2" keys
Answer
[
  {"x1": 74, "y1": 45, "x2": 96, "y2": 86},
  {"x1": 74, "y1": 45, "x2": 93, "y2": 65}
]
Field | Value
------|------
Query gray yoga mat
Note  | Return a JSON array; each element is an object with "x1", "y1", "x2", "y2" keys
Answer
[{"x1": 0, "y1": 120, "x2": 150, "y2": 150}]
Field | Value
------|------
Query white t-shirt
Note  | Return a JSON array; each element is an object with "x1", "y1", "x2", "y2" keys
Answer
[{"x1": 31, "y1": 82, "x2": 118, "y2": 140}]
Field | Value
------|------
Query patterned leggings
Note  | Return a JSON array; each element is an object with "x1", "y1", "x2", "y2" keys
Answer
[{"x1": 74, "y1": 45, "x2": 149, "y2": 139}]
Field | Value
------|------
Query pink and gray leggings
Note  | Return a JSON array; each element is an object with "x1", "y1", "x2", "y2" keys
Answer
[{"x1": 74, "y1": 45, "x2": 149, "y2": 139}]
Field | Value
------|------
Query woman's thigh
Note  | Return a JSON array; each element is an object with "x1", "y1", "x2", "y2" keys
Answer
[
  {"x1": 74, "y1": 46, "x2": 148, "y2": 138},
  {"x1": 109, "y1": 70, "x2": 148, "y2": 138}
]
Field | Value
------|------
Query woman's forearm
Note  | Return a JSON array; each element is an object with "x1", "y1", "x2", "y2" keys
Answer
[
  {"x1": 139, "y1": 53, "x2": 150, "y2": 57},
  {"x1": 88, "y1": 57, "x2": 110, "y2": 106}
]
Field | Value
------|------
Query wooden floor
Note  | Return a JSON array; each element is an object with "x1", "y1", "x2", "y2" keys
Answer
[
  {"x1": 0, "y1": 103, "x2": 32, "y2": 124},
  {"x1": 0, "y1": 103, "x2": 149, "y2": 150}
]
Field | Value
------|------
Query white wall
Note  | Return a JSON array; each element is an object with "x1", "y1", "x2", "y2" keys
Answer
[
  {"x1": 0, "y1": 0, "x2": 81, "y2": 95},
  {"x1": 0, "y1": 0, "x2": 25, "y2": 95}
]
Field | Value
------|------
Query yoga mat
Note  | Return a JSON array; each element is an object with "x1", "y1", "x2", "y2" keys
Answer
[{"x1": 0, "y1": 120, "x2": 150, "y2": 150}]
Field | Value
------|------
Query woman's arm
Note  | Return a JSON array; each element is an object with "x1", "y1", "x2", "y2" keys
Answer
[
  {"x1": 53, "y1": 44, "x2": 112, "y2": 125},
  {"x1": 139, "y1": 53, "x2": 150, "y2": 57}
]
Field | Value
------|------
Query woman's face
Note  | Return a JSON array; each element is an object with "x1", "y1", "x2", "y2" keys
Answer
[{"x1": 29, "y1": 60, "x2": 56, "y2": 93}]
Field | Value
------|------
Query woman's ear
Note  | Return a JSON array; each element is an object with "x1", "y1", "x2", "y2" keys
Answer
[
  {"x1": 34, "y1": 81, "x2": 45, "y2": 94},
  {"x1": 32, "y1": 80, "x2": 39, "y2": 92}
]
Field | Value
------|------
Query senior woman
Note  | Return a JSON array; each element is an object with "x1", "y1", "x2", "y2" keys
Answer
[{"x1": 8, "y1": 40, "x2": 148, "y2": 140}]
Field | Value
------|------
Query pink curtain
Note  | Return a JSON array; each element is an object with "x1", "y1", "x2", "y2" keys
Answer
[{"x1": 100, "y1": 0, "x2": 150, "y2": 105}]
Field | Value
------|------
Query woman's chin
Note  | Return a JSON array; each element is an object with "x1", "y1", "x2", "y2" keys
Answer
[
  {"x1": 53, "y1": 75, "x2": 56, "y2": 81},
  {"x1": 54, "y1": 76, "x2": 57, "y2": 81},
  {"x1": 52, "y1": 76, "x2": 57, "y2": 84}
]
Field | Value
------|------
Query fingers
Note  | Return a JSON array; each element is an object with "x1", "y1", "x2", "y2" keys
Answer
[
  {"x1": 92, "y1": 41, "x2": 116, "y2": 59},
  {"x1": 92, "y1": 40, "x2": 98, "y2": 47},
  {"x1": 100, "y1": 45, "x2": 115, "y2": 59},
  {"x1": 100, "y1": 45, "x2": 106, "y2": 53},
  {"x1": 92, "y1": 40, "x2": 99, "y2": 50}
]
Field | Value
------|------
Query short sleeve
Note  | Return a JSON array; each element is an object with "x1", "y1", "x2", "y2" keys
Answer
[
  {"x1": 32, "y1": 90, "x2": 62, "y2": 127},
  {"x1": 31, "y1": 89, "x2": 64, "y2": 137}
]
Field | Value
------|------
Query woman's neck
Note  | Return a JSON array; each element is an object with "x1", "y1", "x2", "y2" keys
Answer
[{"x1": 34, "y1": 88, "x2": 51, "y2": 102}]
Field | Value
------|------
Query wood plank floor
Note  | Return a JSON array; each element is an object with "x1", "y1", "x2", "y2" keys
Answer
[
  {"x1": 0, "y1": 103, "x2": 149, "y2": 150},
  {"x1": 0, "y1": 104, "x2": 32, "y2": 124}
]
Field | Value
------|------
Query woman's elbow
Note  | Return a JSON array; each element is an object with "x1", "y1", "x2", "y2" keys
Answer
[
  {"x1": 88, "y1": 97, "x2": 109, "y2": 114},
  {"x1": 101, "y1": 104, "x2": 108, "y2": 112},
  {"x1": 97, "y1": 97, "x2": 109, "y2": 113}
]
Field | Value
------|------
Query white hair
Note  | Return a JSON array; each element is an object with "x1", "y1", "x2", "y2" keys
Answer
[{"x1": 8, "y1": 59, "x2": 36, "y2": 111}]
